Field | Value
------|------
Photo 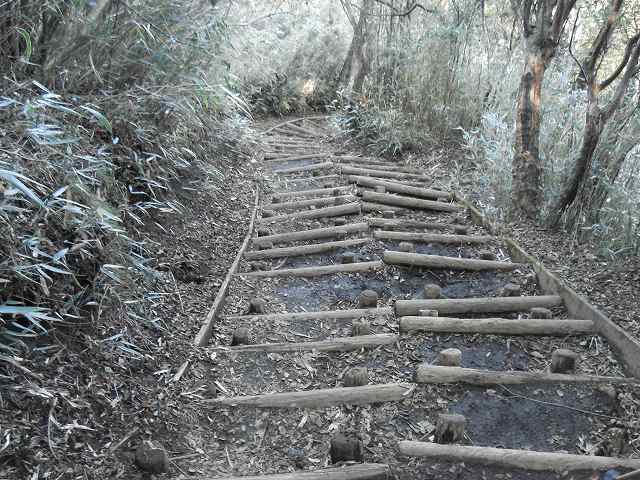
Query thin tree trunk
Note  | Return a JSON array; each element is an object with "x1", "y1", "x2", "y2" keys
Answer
[{"x1": 511, "y1": 50, "x2": 547, "y2": 217}]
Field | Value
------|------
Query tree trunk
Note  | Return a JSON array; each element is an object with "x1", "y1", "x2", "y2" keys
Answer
[
  {"x1": 511, "y1": 50, "x2": 547, "y2": 218},
  {"x1": 339, "y1": 0, "x2": 372, "y2": 95}
]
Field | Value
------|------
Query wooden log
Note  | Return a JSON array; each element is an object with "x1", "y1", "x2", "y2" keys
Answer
[
  {"x1": 398, "y1": 241, "x2": 415, "y2": 252},
  {"x1": 279, "y1": 174, "x2": 339, "y2": 185},
  {"x1": 551, "y1": 349, "x2": 579, "y2": 373},
  {"x1": 347, "y1": 174, "x2": 425, "y2": 188},
  {"x1": 216, "y1": 334, "x2": 398, "y2": 353},
  {"x1": 268, "y1": 195, "x2": 358, "y2": 211},
  {"x1": 362, "y1": 191, "x2": 461, "y2": 213},
  {"x1": 384, "y1": 251, "x2": 521, "y2": 272},
  {"x1": 395, "y1": 295, "x2": 563, "y2": 316},
  {"x1": 358, "y1": 289, "x2": 379, "y2": 308},
  {"x1": 419, "y1": 309, "x2": 439, "y2": 317},
  {"x1": 225, "y1": 307, "x2": 393, "y2": 323},
  {"x1": 352, "y1": 176, "x2": 452, "y2": 200},
  {"x1": 235, "y1": 260, "x2": 384, "y2": 278},
  {"x1": 500, "y1": 283, "x2": 522, "y2": 297},
  {"x1": 332, "y1": 155, "x2": 393, "y2": 167},
  {"x1": 342, "y1": 163, "x2": 424, "y2": 175},
  {"x1": 264, "y1": 153, "x2": 329, "y2": 162},
  {"x1": 436, "y1": 348, "x2": 462, "y2": 367},
  {"x1": 341, "y1": 165, "x2": 426, "y2": 181},
  {"x1": 414, "y1": 365, "x2": 638, "y2": 386},
  {"x1": 193, "y1": 190, "x2": 259, "y2": 347},
  {"x1": 374, "y1": 231, "x2": 494, "y2": 244},
  {"x1": 208, "y1": 383, "x2": 415, "y2": 408},
  {"x1": 362, "y1": 202, "x2": 406, "y2": 213},
  {"x1": 280, "y1": 122, "x2": 319, "y2": 137},
  {"x1": 245, "y1": 238, "x2": 369, "y2": 260},
  {"x1": 254, "y1": 223, "x2": 369, "y2": 246},
  {"x1": 399, "y1": 317, "x2": 595, "y2": 336},
  {"x1": 257, "y1": 202, "x2": 361, "y2": 225},
  {"x1": 366, "y1": 217, "x2": 451, "y2": 231},
  {"x1": 434, "y1": 414, "x2": 466, "y2": 443},
  {"x1": 274, "y1": 186, "x2": 352, "y2": 200},
  {"x1": 273, "y1": 162, "x2": 334, "y2": 175},
  {"x1": 343, "y1": 367, "x2": 369, "y2": 387},
  {"x1": 397, "y1": 441, "x2": 640, "y2": 473},
  {"x1": 330, "y1": 434, "x2": 364, "y2": 463}
]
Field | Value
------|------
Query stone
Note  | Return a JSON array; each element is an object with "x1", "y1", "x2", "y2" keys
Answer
[
  {"x1": 436, "y1": 348, "x2": 462, "y2": 367},
  {"x1": 398, "y1": 242, "x2": 415, "y2": 253},
  {"x1": 530, "y1": 307, "x2": 553, "y2": 319},
  {"x1": 358, "y1": 289, "x2": 378, "y2": 308},
  {"x1": 501, "y1": 283, "x2": 521, "y2": 297},
  {"x1": 135, "y1": 440, "x2": 169, "y2": 474},
  {"x1": 423, "y1": 284, "x2": 442, "y2": 299}
]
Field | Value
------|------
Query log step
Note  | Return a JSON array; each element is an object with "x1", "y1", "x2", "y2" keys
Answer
[
  {"x1": 258, "y1": 202, "x2": 361, "y2": 225},
  {"x1": 383, "y1": 251, "x2": 522, "y2": 271},
  {"x1": 272, "y1": 161, "x2": 334, "y2": 174},
  {"x1": 236, "y1": 260, "x2": 384, "y2": 278},
  {"x1": 347, "y1": 175, "x2": 425, "y2": 188},
  {"x1": 245, "y1": 238, "x2": 370, "y2": 260},
  {"x1": 254, "y1": 222, "x2": 369, "y2": 246},
  {"x1": 207, "y1": 383, "x2": 415, "y2": 408},
  {"x1": 341, "y1": 163, "x2": 424, "y2": 175},
  {"x1": 353, "y1": 176, "x2": 452, "y2": 200},
  {"x1": 341, "y1": 165, "x2": 426, "y2": 181},
  {"x1": 269, "y1": 195, "x2": 357, "y2": 211},
  {"x1": 366, "y1": 217, "x2": 452, "y2": 231},
  {"x1": 264, "y1": 153, "x2": 329, "y2": 161},
  {"x1": 278, "y1": 174, "x2": 339, "y2": 184},
  {"x1": 214, "y1": 334, "x2": 399, "y2": 353},
  {"x1": 362, "y1": 191, "x2": 462, "y2": 213},
  {"x1": 225, "y1": 307, "x2": 394, "y2": 322},
  {"x1": 375, "y1": 231, "x2": 494, "y2": 244},
  {"x1": 395, "y1": 295, "x2": 563, "y2": 316},
  {"x1": 215, "y1": 464, "x2": 390, "y2": 480},
  {"x1": 273, "y1": 186, "x2": 353, "y2": 200},
  {"x1": 398, "y1": 441, "x2": 640, "y2": 473},
  {"x1": 414, "y1": 365, "x2": 638, "y2": 386},
  {"x1": 399, "y1": 317, "x2": 595, "y2": 336}
]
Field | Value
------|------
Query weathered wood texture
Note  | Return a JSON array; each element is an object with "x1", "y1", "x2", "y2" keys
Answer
[
  {"x1": 208, "y1": 383, "x2": 415, "y2": 408},
  {"x1": 362, "y1": 191, "x2": 461, "y2": 212},
  {"x1": 395, "y1": 295, "x2": 563, "y2": 316},
  {"x1": 257, "y1": 202, "x2": 360, "y2": 224},
  {"x1": 415, "y1": 365, "x2": 637, "y2": 386},
  {"x1": 375, "y1": 230, "x2": 494, "y2": 244},
  {"x1": 254, "y1": 223, "x2": 369, "y2": 245},
  {"x1": 353, "y1": 176, "x2": 451, "y2": 199},
  {"x1": 383, "y1": 251, "x2": 521, "y2": 271},
  {"x1": 398, "y1": 442, "x2": 640, "y2": 473},
  {"x1": 245, "y1": 238, "x2": 369, "y2": 260},
  {"x1": 236, "y1": 260, "x2": 384, "y2": 278},
  {"x1": 399, "y1": 317, "x2": 595, "y2": 336},
  {"x1": 214, "y1": 334, "x2": 398, "y2": 353}
]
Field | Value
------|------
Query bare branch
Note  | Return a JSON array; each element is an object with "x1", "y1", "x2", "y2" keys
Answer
[{"x1": 599, "y1": 33, "x2": 640, "y2": 91}]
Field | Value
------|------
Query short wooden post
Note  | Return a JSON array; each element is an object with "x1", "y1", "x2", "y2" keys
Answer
[
  {"x1": 435, "y1": 414, "x2": 466, "y2": 444},
  {"x1": 343, "y1": 367, "x2": 369, "y2": 387},
  {"x1": 358, "y1": 290, "x2": 379, "y2": 308},
  {"x1": 550, "y1": 349, "x2": 578, "y2": 373},
  {"x1": 352, "y1": 319, "x2": 372, "y2": 336},
  {"x1": 330, "y1": 434, "x2": 364, "y2": 463}
]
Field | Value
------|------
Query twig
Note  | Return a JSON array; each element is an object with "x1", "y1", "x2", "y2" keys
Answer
[
  {"x1": 618, "y1": 468, "x2": 640, "y2": 480},
  {"x1": 498, "y1": 385, "x2": 618, "y2": 419},
  {"x1": 0, "y1": 355, "x2": 43, "y2": 380},
  {"x1": 48, "y1": 397, "x2": 59, "y2": 460},
  {"x1": 109, "y1": 426, "x2": 140, "y2": 453},
  {"x1": 171, "y1": 360, "x2": 189, "y2": 383},
  {"x1": 170, "y1": 452, "x2": 202, "y2": 461}
]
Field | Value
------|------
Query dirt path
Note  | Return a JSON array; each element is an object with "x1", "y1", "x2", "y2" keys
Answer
[{"x1": 179, "y1": 118, "x2": 640, "y2": 479}]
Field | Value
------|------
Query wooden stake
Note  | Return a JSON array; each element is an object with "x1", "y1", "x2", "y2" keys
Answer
[
  {"x1": 330, "y1": 434, "x2": 363, "y2": 463},
  {"x1": 550, "y1": 349, "x2": 579, "y2": 373},
  {"x1": 434, "y1": 414, "x2": 466, "y2": 443},
  {"x1": 343, "y1": 367, "x2": 369, "y2": 387}
]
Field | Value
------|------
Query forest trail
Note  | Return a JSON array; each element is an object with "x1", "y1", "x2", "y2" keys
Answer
[{"x1": 189, "y1": 118, "x2": 640, "y2": 479}]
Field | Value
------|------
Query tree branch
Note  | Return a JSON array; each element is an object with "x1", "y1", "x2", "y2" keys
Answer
[
  {"x1": 599, "y1": 33, "x2": 640, "y2": 91},
  {"x1": 371, "y1": 0, "x2": 436, "y2": 16}
]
